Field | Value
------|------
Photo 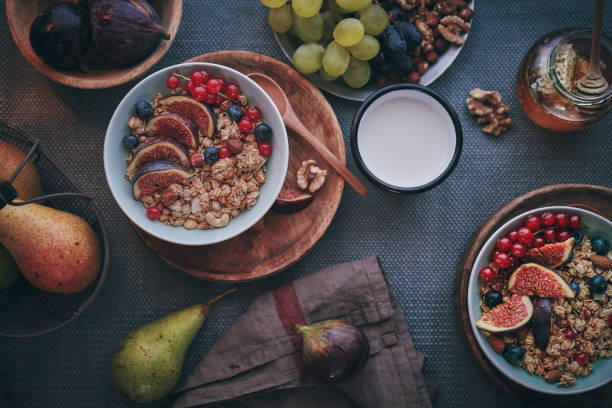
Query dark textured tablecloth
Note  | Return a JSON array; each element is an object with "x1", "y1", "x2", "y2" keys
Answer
[{"x1": 0, "y1": 1, "x2": 611, "y2": 407}]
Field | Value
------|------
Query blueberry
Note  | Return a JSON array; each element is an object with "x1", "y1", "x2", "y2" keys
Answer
[
  {"x1": 122, "y1": 134, "x2": 139, "y2": 149},
  {"x1": 135, "y1": 100, "x2": 154, "y2": 119},
  {"x1": 227, "y1": 104, "x2": 244, "y2": 122},
  {"x1": 391, "y1": 55, "x2": 413, "y2": 78},
  {"x1": 394, "y1": 21, "x2": 421, "y2": 52},
  {"x1": 591, "y1": 236, "x2": 610, "y2": 254},
  {"x1": 254, "y1": 123, "x2": 273, "y2": 142},
  {"x1": 371, "y1": 50, "x2": 392, "y2": 72},
  {"x1": 203, "y1": 147, "x2": 219, "y2": 164},
  {"x1": 589, "y1": 275, "x2": 607, "y2": 294},
  {"x1": 380, "y1": 26, "x2": 407, "y2": 55},
  {"x1": 571, "y1": 229, "x2": 584, "y2": 245},
  {"x1": 569, "y1": 281, "x2": 580, "y2": 294},
  {"x1": 387, "y1": 7, "x2": 406, "y2": 21},
  {"x1": 484, "y1": 290, "x2": 503, "y2": 308},
  {"x1": 502, "y1": 344, "x2": 525, "y2": 365}
]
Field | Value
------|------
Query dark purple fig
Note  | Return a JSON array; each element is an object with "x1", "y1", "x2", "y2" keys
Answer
[
  {"x1": 132, "y1": 160, "x2": 193, "y2": 200},
  {"x1": 530, "y1": 298, "x2": 552, "y2": 352},
  {"x1": 295, "y1": 319, "x2": 369, "y2": 383},
  {"x1": 145, "y1": 114, "x2": 198, "y2": 150},
  {"x1": 127, "y1": 138, "x2": 190, "y2": 172},
  {"x1": 272, "y1": 189, "x2": 313, "y2": 213},
  {"x1": 89, "y1": 0, "x2": 170, "y2": 66},
  {"x1": 159, "y1": 96, "x2": 216, "y2": 138},
  {"x1": 30, "y1": 3, "x2": 91, "y2": 71}
]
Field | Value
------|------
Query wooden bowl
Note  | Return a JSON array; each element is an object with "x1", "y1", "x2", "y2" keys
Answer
[{"x1": 6, "y1": 0, "x2": 182, "y2": 89}]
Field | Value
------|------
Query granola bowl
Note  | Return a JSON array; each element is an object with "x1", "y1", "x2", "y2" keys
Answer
[
  {"x1": 468, "y1": 206, "x2": 612, "y2": 395},
  {"x1": 104, "y1": 62, "x2": 289, "y2": 246}
]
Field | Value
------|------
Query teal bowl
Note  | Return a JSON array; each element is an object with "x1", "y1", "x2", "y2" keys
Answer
[
  {"x1": 468, "y1": 206, "x2": 612, "y2": 395},
  {"x1": 104, "y1": 63, "x2": 289, "y2": 246}
]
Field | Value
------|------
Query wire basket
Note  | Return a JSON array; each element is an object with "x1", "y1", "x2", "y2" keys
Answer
[{"x1": 0, "y1": 121, "x2": 109, "y2": 338}]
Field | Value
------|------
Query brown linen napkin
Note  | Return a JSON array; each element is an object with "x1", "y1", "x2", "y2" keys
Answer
[{"x1": 169, "y1": 256, "x2": 436, "y2": 408}]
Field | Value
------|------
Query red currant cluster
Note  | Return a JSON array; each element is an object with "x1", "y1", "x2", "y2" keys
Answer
[
  {"x1": 479, "y1": 211, "x2": 582, "y2": 284},
  {"x1": 166, "y1": 71, "x2": 241, "y2": 106}
]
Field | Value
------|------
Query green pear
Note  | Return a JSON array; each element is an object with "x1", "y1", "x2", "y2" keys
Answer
[
  {"x1": 110, "y1": 287, "x2": 237, "y2": 403},
  {"x1": 0, "y1": 245, "x2": 19, "y2": 289}
]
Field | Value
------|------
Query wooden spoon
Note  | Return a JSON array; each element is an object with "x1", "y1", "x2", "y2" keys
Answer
[
  {"x1": 576, "y1": 0, "x2": 609, "y2": 95},
  {"x1": 248, "y1": 72, "x2": 368, "y2": 196}
]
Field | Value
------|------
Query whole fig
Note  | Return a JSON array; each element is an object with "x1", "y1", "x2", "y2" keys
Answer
[
  {"x1": 530, "y1": 298, "x2": 552, "y2": 352},
  {"x1": 89, "y1": 0, "x2": 170, "y2": 66}
]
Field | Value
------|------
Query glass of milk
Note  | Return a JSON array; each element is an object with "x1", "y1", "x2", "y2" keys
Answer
[{"x1": 350, "y1": 85, "x2": 462, "y2": 193}]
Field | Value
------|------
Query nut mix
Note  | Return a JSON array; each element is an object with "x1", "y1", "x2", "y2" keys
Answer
[
  {"x1": 123, "y1": 71, "x2": 274, "y2": 230},
  {"x1": 477, "y1": 211, "x2": 611, "y2": 387}
]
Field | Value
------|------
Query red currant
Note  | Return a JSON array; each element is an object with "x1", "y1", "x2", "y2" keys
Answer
[
  {"x1": 238, "y1": 117, "x2": 253, "y2": 133},
  {"x1": 199, "y1": 70, "x2": 210, "y2": 84},
  {"x1": 573, "y1": 352, "x2": 588, "y2": 366},
  {"x1": 184, "y1": 81, "x2": 194, "y2": 95},
  {"x1": 490, "y1": 250, "x2": 501, "y2": 261},
  {"x1": 218, "y1": 146, "x2": 231, "y2": 159},
  {"x1": 561, "y1": 327, "x2": 576, "y2": 340},
  {"x1": 190, "y1": 71, "x2": 204, "y2": 86},
  {"x1": 479, "y1": 267, "x2": 496, "y2": 283},
  {"x1": 557, "y1": 229, "x2": 571, "y2": 242},
  {"x1": 245, "y1": 106, "x2": 262, "y2": 121},
  {"x1": 205, "y1": 93, "x2": 217, "y2": 105},
  {"x1": 166, "y1": 75, "x2": 179, "y2": 89},
  {"x1": 511, "y1": 242, "x2": 527, "y2": 258},
  {"x1": 532, "y1": 237, "x2": 546, "y2": 248},
  {"x1": 525, "y1": 215, "x2": 541, "y2": 231},
  {"x1": 555, "y1": 213, "x2": 569, "y2": 227},
  {"x1": 206, "y1": 78, "x2": 222, "y2": 94},
  {"x1": 217, "y1": 78, "x2": 226, "y2": 91},
  {"x1": 517, "y1": 227, "x2": 533, "y2": 244},
  {"x1": 147, "y1": 206, "x2": 161, "y2": 221},
  {"x1": 507, "y1": 255, "x2": 519, "y2": 270},
  {"x1": 506, "y1": 230, "x2": 518, "y2": 242},
  {"x1": 494, "y1": 252, "x2": 511, "y2": 269},
  {"x1": 259, "y1": 142, "x2": 272, "y2": 156},
  {"x1": 541, "y1": 211, "x2": 555, "y2": 227},
  {"x1": 608, "y1": 314, "x2": 612, "y2": 326},
  {"x1": 226, "y1": 83, "x2": 240, "y2": 99},
  {"x1": 191, "y1": 86, "x2": 207, "y2": 101},
  {"x1": 569, "y1": 215, "x2": 581, "y2": 229},
  {"x1": 497, "y1": 237, "x2": 512, "y2": 252},
  {"x1": 544, "y1": 228, "x2": 557, "y2": 242}
]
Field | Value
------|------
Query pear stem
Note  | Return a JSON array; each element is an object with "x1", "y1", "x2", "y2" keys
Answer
[{"x1": 202, "y1": 286, "x2": 238, "y2": 309}]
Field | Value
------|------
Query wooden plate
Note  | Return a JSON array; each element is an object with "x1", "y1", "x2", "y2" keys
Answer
[
  {"x1": 131, "y1": 51, "x2": 345, "y2": 281},
  {"x1": 454, "y1": 184, "x2": 612, "y2": 407}
]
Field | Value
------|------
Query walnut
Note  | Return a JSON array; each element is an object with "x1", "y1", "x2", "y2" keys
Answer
[
  {"x1": 466, "y1": 89, "x2": 512, "y2": 136},
  {"x1": 394, "y1": 0, "x2": 420, "y2": 10},
  {"x1": 128, "y1": 116, "x2": 146, "y2": 135},
  {"x1": 437, "y1": 15, "x2": 470, "y2": 45},
  {"x1": 297, "y1": 159, "x2": 328, "y2": 193},
  {"x1": 415, "y1": 20, "x2": 434, "y2": 54}
]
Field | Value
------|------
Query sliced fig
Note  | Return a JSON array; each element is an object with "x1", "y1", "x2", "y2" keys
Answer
[
  {"x1": 126, "y1": 138, "x2": 190, "y2": 172},
  {"x1": 272, "y1": 189, "x2": 313, "y2": 213},
  {"x1": 145, "y1": 113, "x2": 198, "y2": 150},
  {"x1": 508, "y1": 263, "x2": 575, "y2": 298},
  {"x1": 523, "y1": 238, "x2": 574, "y2": 268},
  {"x1": 132, "y1": 160, "x2": 193, "y2": 200},
  {"x1": 530, "y1": 298, "x2": 552, "y2": 352},
  {"x1": 159, "y1": 96, "x2": 216, "y2": 138},
  {"x1": 476, "y1": 295, "x2": 533, "y2": 333}
]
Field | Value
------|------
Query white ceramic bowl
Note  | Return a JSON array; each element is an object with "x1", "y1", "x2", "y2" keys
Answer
[
  {"x1": 468, "y1": 206, "x2": 612, "y2": 395},
  {"x1": 104, "y1": 62, "x2": 289, "y2": 246}
]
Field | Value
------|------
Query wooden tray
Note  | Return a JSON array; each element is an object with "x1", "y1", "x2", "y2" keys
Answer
[
  {"x1": 453, "y1": 184, "x2": 612, "y2": 407},
  {"x1": 131, "y1": 51, "x2": 345, "y2": 281}
]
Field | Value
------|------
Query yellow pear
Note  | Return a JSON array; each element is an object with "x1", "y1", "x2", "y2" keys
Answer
[{"x1": 0, "y1": 140, "x2": 42, "y2": 200}]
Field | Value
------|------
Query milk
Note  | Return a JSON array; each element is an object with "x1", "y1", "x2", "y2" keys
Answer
[{"x1": 357, "y1": 90, "x2": 456, "y2": 188}]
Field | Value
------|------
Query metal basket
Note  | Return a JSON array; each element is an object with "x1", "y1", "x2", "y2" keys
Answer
[{"x1": 0, "y1": 121, "x2": 109, "y2": 338}]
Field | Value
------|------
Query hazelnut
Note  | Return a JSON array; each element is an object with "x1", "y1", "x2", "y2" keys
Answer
[
  {"x1": 425, "y1": 51, "x2": 439, "y2": 63},
  {"x1": 376, "y1": 73, "x2": 386, "y2": 88},
  {"x1": 425, "y1": 11, "x2": 440, "y2": 27},
  {"x1": 190, "y1": 152, "x2": 204, "y2": 168},
  {"x1": 416, "y1": 60, "x2": 429, "y2": 74},
  {"x1": 434, "y1": 37, "x2": 449, "y2": 53},
  {"x1": 227, "y1": 139, "x2": 244, "y2": 154},
  {"x1": 406, "y1": 71, "x2": 420, "y2": 84},
  {"x1": 458, "y1": 7, "x2": 474, "y2": 21},
  {"x1": 160, "y1": 191, "x2": 177, "y2": 207}
]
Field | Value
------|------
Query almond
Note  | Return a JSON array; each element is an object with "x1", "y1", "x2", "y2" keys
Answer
[
  {"x1": 544, "y1": 369, "x2": 563, "y2": 383},
  {"x1": 488, "y1": 335, "x2": 506, "y2": 353},
  {"x1": 590, "y1": 254, "x2": 612, "y2": 269}
]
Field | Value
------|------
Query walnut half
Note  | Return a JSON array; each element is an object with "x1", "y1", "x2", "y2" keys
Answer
[
  {"x1": 297, "y1": 159, "x2": 327, "y2": 193},
  {"x1": 466, "y1": 89, "x2": 512, "y2": 136},
  {"x1": 438, "y1": 15, "x2": 470, "y2": 45}
]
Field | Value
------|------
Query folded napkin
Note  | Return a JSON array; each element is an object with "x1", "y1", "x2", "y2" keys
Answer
[{"x1": 169, "y1": 256, "x2": 436, "y2": 408}]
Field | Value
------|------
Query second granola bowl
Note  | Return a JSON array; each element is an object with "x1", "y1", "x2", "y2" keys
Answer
[{"x1": 104, "y1": 62, "x2": 289, "y2": 246}]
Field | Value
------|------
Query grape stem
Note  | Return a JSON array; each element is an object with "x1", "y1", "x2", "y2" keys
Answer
[{"x1": 327, "y1": 0, "x2": 340, "y2": 24}]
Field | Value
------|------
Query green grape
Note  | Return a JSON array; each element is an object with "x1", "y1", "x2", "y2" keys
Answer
[
  {"x1": 293, "y1": 12, "x2": 324, "y2": 43},
  {"x1": 268, "y1": 4, "x2": 292, "y2": 33},
  {"x1": 342, "y1": 57, "x2": 371, "y2": 88},
  {"x1": 333, "y1": 18, "x2": 365, "y2": 47},
  {"x1": 336, "y1": 0, "x2": 372, "y2": 12},
  {"x1": 319, "y1": 68, "x2": 338, "y2": 82},
  {"x1": 261, "y1": 0, "x2": 288, "y2": 8},
  {"x1": 292, "y1": 0, "x2": 323, "y2": 18},
  {"x1": 349, "y1": 35, "x2": 379, "y2": 60},
  {"x1": 322, "y1": 41, "x2": 350, "y2": 76},
  {"x1": 328, "y1": 0, "x2": 351, "y2": 14},
  {"x1": 319, "y1": 11, "x2": 335, "y2": 45},
  {"x1": 293, "y1": 43, "x2": 325, "y2": 74},
  {"x1": 358, "y1": 4, "x2": 389, "y2": 36}
]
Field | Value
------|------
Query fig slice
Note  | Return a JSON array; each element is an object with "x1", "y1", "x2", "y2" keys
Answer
[
  {"x1": 145, "y1": 113, "x2": 198, "y2": 150},
  {"x1": 476, "y1": 295, "x2": 533, "y2": 333},
  {"x1": 126, "y1": 138, "x2": 190, "y2": 172},
  {"x1": 508, "y1": 263, "x2": 575, "y2": 298},
  {"x1": 159, "y1": 96, "x2": 216, "y2": 138},
  {"x1": 523, "y1": 238, "x2": 574, "y2": 268},
  {"x1": 132, "y1": 160, "x2": 193, "y2": 200},
  {"x1": 272, "y1": 189, "x2": 313, "y2": 213}
]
